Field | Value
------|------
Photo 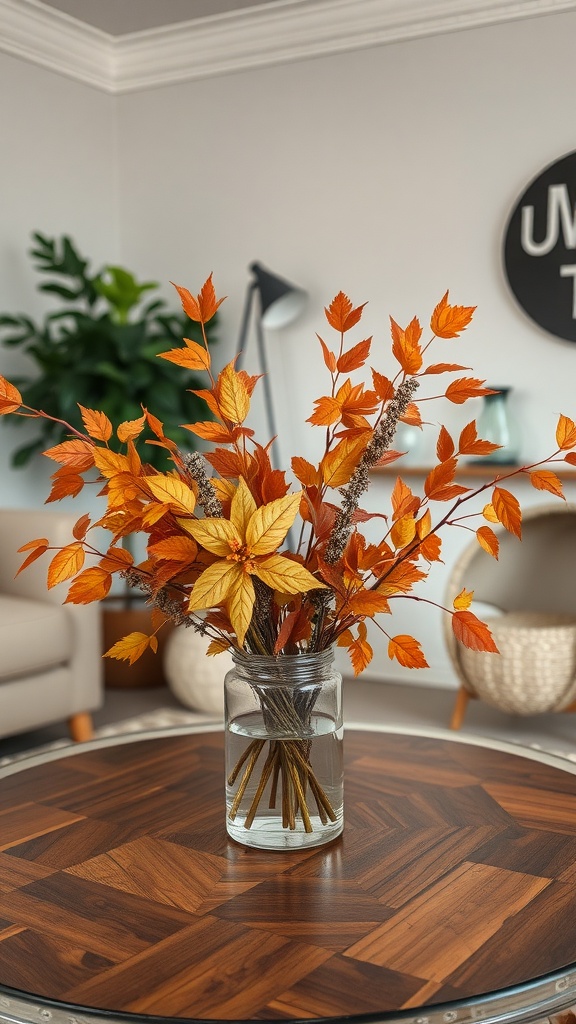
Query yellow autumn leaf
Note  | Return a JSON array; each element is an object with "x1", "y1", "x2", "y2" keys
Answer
[
  {"x1": 47, "y1": 543, "x2": 85, "y2": 588},
  {"x1": 230, "y1": 477, "x2": 257, "y2": 537},
  {"x1": 180, "y1": 516, "x2": 239, "y2": 556},
  {"x1": 227, "y1": 572, "x2": 256, "y2": 645},
  {"x1": 105, "y1": 631, "x2": 158, "y2": 665},
  {"x1": 453, "y1": 587, "x2": 474, "y2": 611},
  {"x1": 483, "y1": 502, "x2": 499, "y2": 523},
  {"x1": 79, "y1": 405, "x2": 113, "y2": 442},
  {"x1": 146, "y1": 475, "x2": 196, "y2": 515},
  {"x1": 416, "y1": 509, "x2": 432, "y2": 540},
  {"x1": 207, "y1": 637, "x2": 232, "y2": 656},
  {"x1": 117, "y1": 414, "x2": 146, "y2": 443},
  {"x1": 246, "y1": 491, "x2": 302, "y2": 556},
  {"x1": 93, "y1": 448, "x2": 130, "y2": 479},
  {"x1": 390, "y1": 514, "x2": 417, "y2": 550},
  {"x1": 64, "y1": 566, "x2": 112, "y2": 604},
  {"x1": 218, "y1": 362, "x2": 250, "y2": 424},
  {"x1": 321, "y1": 436, "x2": 367, "y2": 488},
  {"x1": 254, "y1": 554, "x2": 327, "y2": 595},
  {"x1": 188, "y1": 560, "x2": 243, "y2": 611}
]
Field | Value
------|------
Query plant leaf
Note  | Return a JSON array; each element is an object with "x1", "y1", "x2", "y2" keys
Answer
[
  {"x1": 476, "y1": 524, "x2": 499, "y2": 558},
  {"x1": 445, "y1": 378, "x2": 494, "y2": 405},
  {"x1": 217, "y1": 362, "x2": 250, "y2": 424},
  {"x1": 388, "y1": 634, "x2": 429, "y2": 668},
  {"x1": 492, "y1": 486, "x2": 522, "y2": 539},
  {"x1": 255, "y1": 554, "x2": 327, "y2": 594},
  {"x1": 452, "y1": 610, "x2": 499, "y2": 652},
  {"x1": 430, "y1": 291, "x2": 476, "y2": 338},
  {"x1": 188, "y1": 560, "x2": 243, "y2": 611},
  {"x1": 79, "y1": 405, "x2": 112, "y2": 443},
  {"x1": 556, "y1": 414, "x2": 576, "y2": 450},
  {"x1": 47, "y1": 543, "x2": 85, "y2": 588},
  {"x1": 106, "y1": 631, "x2": 157, "y2": 665},
  {"x1": 246, "y1": 491, "x2": 302, "y2": 555},
  {"x1": 146, "y1": 475, "x2": 197, "y2": 515},
  {"x1": 529, "y1": 469, "x2": 564, "y2": 499},
  {"x1": 227, "y1": 571, "x2": 255, "y2": 645},
  {"x1": 183, "y1": 517, "x2": 238, "y2": 556},
  {"x1": 64, "y1": 566, "x2": 112, "y2": 603}
]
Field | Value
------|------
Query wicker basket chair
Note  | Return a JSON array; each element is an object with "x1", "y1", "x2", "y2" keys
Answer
[{"x1": 444, "y1": 503, "x2": 576, "y2": 729}]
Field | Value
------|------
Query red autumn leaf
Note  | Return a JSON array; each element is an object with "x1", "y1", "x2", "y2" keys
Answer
[
  {"x1": 437, "y1": 425, "x2": 455, "y2": 462},
  {"x1": 445, "y1": 378, "x2": 495, "y2": 405},
  {"x1": 337, "y1": 338, "x2": 372, "y2": 374},
  {"x1": 388, "y1": 634, "x2": 429, "y2": 668},
  {"x1": 430, "y1": 291, "x2": 476, "y2": 338},
  {"x1": 325, "y1": 291, "x2": 366, "y2": 333},
  {"x1": 458, "y1": 420, "x2": 501, "y2": 457},
  {"x1": 390, "y1": 316, "x2": 423, "y2": 375},
  {"x1": 529, "y1": 469, "x2": 565, "y2": 499},
  {"x1": 317, "y1": 335, "x2": 337, "y2": 373},
  {"x1": 72, "y1": 514, "x2": 91, "y2": 541},
  {"x1": 565, "y1": 452, "x2": 576, "y2": 466},
  {"x1": 492, "y1": 486, "x2": 522, "y2": 539},
  {"x1": 556, "y1": 414, "x2": 576, "y2": 450},
  {"x1": 373, "y1": 449, "x2": 404, "y2": 469},
  {"x1": 452, "y1": 610, "x2": 499, "y2": 653},
  {"x1": 205, "y1": 448, "x2": 248, "y2": 478},
  {"x1": 476, "y1": 525, "x2": 499, "y2": 558}
]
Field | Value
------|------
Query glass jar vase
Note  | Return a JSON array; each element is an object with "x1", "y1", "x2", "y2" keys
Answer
[{"x1": 224, "y1": 648, "x2": 343, "y2": 850}]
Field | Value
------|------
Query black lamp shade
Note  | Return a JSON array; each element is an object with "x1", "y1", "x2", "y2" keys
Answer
[{"x1": 249, "y1": 262, "x2": 307, "y2": 329}]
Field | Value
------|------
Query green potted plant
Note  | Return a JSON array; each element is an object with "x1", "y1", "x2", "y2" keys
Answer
[{"x1": 0, "y1": 231, "x2": 218, "y2": 687}]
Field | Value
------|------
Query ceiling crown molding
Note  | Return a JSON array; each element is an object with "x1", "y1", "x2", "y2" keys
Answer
[{"x1": 1, "y1": 0, "x2": 576, "y2": 94}]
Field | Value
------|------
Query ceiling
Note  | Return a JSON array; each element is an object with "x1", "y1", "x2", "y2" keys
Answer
[{"x1": 35, "y1": 0, "x2": 301, "y2": 35}]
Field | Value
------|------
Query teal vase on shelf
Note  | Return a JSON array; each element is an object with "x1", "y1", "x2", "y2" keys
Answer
[{"x1": 476, "y1": 387, "x2": 519, "y2": 464}]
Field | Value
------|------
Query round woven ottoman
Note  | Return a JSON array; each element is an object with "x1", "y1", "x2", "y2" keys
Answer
[
  {"x1": 163, "y1": 625, "x2": 231, "y2": 716},
  {"x1": 458, "y1": 611, "x2": 576, "y2": 714}
]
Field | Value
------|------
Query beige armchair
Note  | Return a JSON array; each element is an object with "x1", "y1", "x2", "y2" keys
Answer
[{"x1": 0, "y1": 507, "x2": 103, "y2": 742}]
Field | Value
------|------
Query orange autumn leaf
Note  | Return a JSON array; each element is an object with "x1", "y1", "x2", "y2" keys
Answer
[
  {"x1": 73, "y1": 514, "x2": 91, "y2": 541},
  {"x1": 430, "y1": 291, "x2": 476, "y2": 338},
  {"x1": 292, "y1": 456, "x2": 320, "y2": 488},
  {"x1": 321, "y1": 435, "x2": 368, "y2": 488},
  {"x1": 445, "y1": 378, "x2": 495, "y2": 405},
  {"x1": 46, "y1": 467, "x2": 85, "y2": 502},
  {"x1": 337, "y1": 622, "x2": 373, "y2": 675},
  {"x1": 308, "y1": 395, "x2": 343, "y2": 427},
  {"x1": 492, "y1": 486, "x2": 522, "y2": 539},
  {"x1": 452, "y1": 610, "x2": 499, "y2": 653},
  {"x1": 458, "y1": 421, "x2": 501, "y2": 457},
  {"x1": 337, "y1": 338, "x2": 372, "y2": 374},
  {"x1": 422, "y1": 362, "x2": 470, "y2": 375},
  {"x1": 529, "y1": 469, "x2": 564, "y2": 499},
  {"x1": 47, "y1": 543, "x2": 85, "y2": 588},
  {"x1": 106, "y1": 631, "x2": 158, "y2": 665},
  {"x1": 348, "y1": 590, "x2": 390, "y2": 616},
  {"x1": 476, "y1": 524, "x2": 499, "y2": 558},
  {"x1": 77, "y1": 406, "x2": 112, "y2": 442},
  {"x1": 117, "y1": 414, "x2": 146, "y2": 443},
  {"x1": 316, "y1": 335, "x2": 337, "y2": 373},
  {"x1": 325, "y1": 291, "x2": 366, "y2": 333},
  {"x1": 0, "y1": 376, "x2": 22, "y2": 414},
  {"x1": 390, "y1": 514, "x2": 417, "y2": 550},
  {"x1": 146, "y1": 475, "x2": 196, "y2": 516},
  {"x1": 419, "y1": 532, "x2": 442, "y2": 562},
  {"x1": 436, "y1": 425, "x2": 455, "y2": 462},
  {"x1": 483, "y1": 502, "x2": 499, "y2": 523},
  {"x1": 98, "y1": 546, "x2": 134, "y2": 573},
  {"x1": 424, "y1": 459, "x2": 469, "y2": 501},
  {"x1": 93, "y1": 448, "x2": 130, "y2": 478},
  {"x1": 388, "y1": 634, "x2": 429, "y2": 669},
  {"x1": 390, "y1": 316, "x2": 423, "y2": 375},
  {"x1": 16, "y1": 539, "x2": 49, "y2": 576},
  {"x1": 556, "y1": 414, "x2": 576, "y2": 450},
  {"x1": 43, "y1": 439, "x2": 95, "y2": 472},
  {"x1": 399, "y1": 402, "x2": 422, "y2": 428},
  {"x1": 185, "y1": 421, "x2": 241, "y2": 444},
  {"x1": 159, "y1": 342, "x2": 211, "y2": 372},
  {"x1": 65, "y1": 566, "x2": 112, "y2": 604},
  {"x1": 391, "y1": 477, "x2": 420, "y2": 520},
  {"x1": 377, "y1": 561, "x2": 427, "y2": 596},
  {"x1": 172, "y1": 273, "x2": 224, "y2": 324},
  {"x1": 150, "y1": 536, "x2": 199, "y2": 562},
  {"x1": 372, "y1": 370, "x2": 394, "y2": 402}
]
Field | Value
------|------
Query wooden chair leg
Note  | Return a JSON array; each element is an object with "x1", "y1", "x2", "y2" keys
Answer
[
  {"x1": 449, "y1": 686, "x2": 471, "y2": 730},
  {"x1": 68, "y1": 711, "x2": 94, "y2": 743}
]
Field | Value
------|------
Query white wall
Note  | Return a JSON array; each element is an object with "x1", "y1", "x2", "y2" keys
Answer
[
  {"x1": 2, "y1": 9, "x2": 576, "y2": 685},
  {"x1": 0, "y1": 51, "x2": 118, "y2": 508},
  {"x1": 114, "y1": 10, "x2": 576, "y2": 683}
]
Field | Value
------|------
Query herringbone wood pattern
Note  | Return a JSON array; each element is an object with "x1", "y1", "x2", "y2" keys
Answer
[{"x1": 1, "y1": 730, "x2": 576, "y2": 1020}]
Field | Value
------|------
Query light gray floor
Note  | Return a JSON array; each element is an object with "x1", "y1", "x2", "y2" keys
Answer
[{"x1": 2, "y1": 677, "x2": 575, "y2": 759}]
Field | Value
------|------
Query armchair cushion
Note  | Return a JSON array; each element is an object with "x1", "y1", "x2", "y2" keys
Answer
[{"x1": 0, "y1": 595, "x2": 71, "y2": 682}]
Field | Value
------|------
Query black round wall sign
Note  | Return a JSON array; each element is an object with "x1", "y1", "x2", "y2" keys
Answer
[{"x1": 503, "y1": 150, "x2": 576, "y2": 343}]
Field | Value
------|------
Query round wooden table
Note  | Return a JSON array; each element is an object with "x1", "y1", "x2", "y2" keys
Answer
[{"x1": 1, "y1": 726, "x2": 576, "y2": 1024}]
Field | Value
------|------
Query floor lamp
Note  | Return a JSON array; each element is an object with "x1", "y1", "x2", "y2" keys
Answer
[{"x1": 236, "y1": 261, "x2": 307, "y2": 469}]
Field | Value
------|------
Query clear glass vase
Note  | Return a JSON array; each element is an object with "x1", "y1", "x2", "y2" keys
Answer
[
  {"x1": 476, "y1": 387, "x2": 519, "y2": 464},
  {"x1": 224, "y1": 648, "x2": 344, "y2": 850}
]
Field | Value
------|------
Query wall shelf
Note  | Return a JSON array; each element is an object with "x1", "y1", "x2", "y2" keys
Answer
[{"x1": 372, "y1": 464, "x2": 576, "y2": 480}]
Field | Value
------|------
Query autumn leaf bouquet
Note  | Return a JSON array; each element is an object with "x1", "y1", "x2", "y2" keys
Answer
[{"x1": 1, "y1": 274, "x2": 575, "y2": 846}]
